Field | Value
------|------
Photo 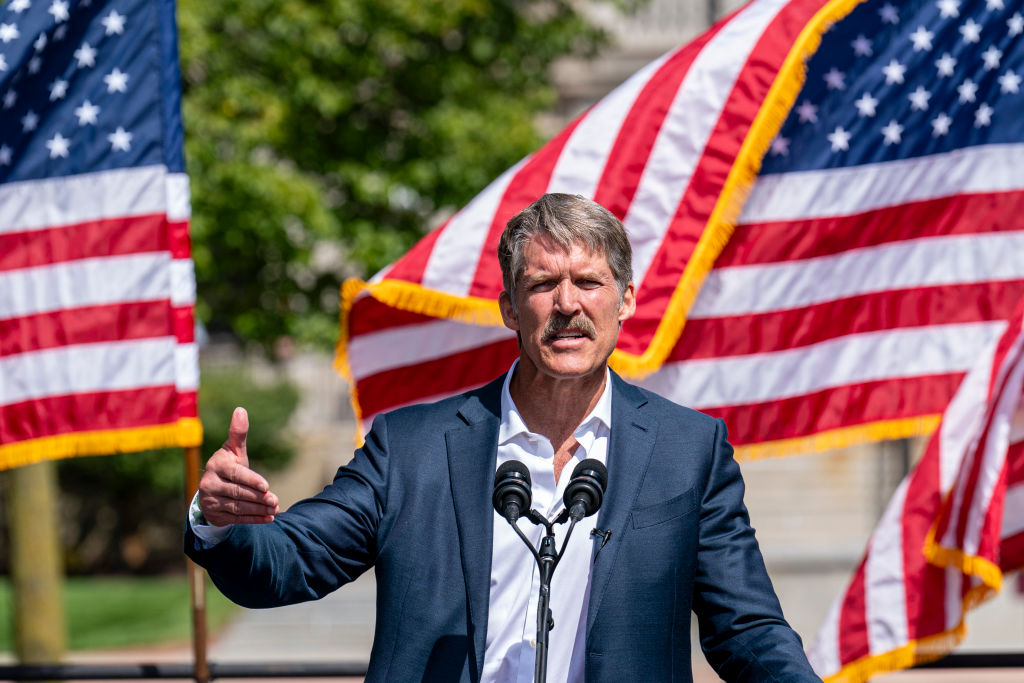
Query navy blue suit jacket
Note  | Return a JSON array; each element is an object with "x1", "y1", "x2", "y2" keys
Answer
[{"x1": 186, "y1": 371, "x2": 821, "y2": 682}]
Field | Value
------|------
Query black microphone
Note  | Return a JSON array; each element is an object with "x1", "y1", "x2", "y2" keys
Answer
[
  {"x1": 493, "y1": 460, "x2": 532, "y2": 524},
  {"x1": 563, "y1": 458, "x2": 608, "y2": 522}
]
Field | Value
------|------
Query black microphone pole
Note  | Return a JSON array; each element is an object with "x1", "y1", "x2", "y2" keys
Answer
[
  {"x1": 493, "y1": 459, "x2": 608, "y2": 683},
  {"x1": 532, "y1": 514, "x2": 561, "y2": 683},
  {"x1": 532, "y1": 459, "x2": 608, "y2": 683}
]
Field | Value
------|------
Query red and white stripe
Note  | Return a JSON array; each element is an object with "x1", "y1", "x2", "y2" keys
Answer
[
  {"x1": 345, "y1": 0, "x2": 855, "y2": 423},
  {"x1": 0, "y1": 165, "x2": 199, "y2": 466},
  {"x1": 808, "y1": 303, "x2": 1024, "y2": 681}
]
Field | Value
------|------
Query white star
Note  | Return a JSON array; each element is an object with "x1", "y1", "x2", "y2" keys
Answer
[
  {"x1": 49, "y1": 78, "x2": 68, "y2": 101},
  {"x1": 981, "y1": 46, "x2": 1002, "y2": 70},
  {"x1": 48, "y1": 0, "x2": 69, "y2": 22},
  {"x1": 936, "y1": 53, "x2": 957, "y2": 77},
  {"x1": 958, "y1": 79, "x2": 979, "y2": 103},
  {"x1": 881, "y1": 119, "x2": 904, "y2": 145},
  {"x1": 1010, "y1": 13, "x2": 1024, "y2": 37},
  {"x1": 769, "y1": 136, "x2": 790, "y2": 156},
  {"x1": 999, "y1": 70, "x2": 1021, "y2": 94},
  {"x1": 0, "y1": 55, "x2": 7, "y2": 72},
  {"x1": 104, "y1": 68, "x2": 129, "y2": 93},
  {"x1": 3, "y1": 90, "x2": 16, "y2": 109},
  {"x1": 974, "y1": 103, "x2": 994, "y2": 127},
  {"x1": 0, "y1": 23, "x2": 20, "y2": 43},
  {"x1": 102, "y1": 10, "x2": 126, "y2": 35},
  {"x1": 960, "y1": 18, "x2": 982, "y2": 43},
  {"x1": 796, "y1": 100, "x2": 818, "y2": 123},
  {"x1": 46, "y1": 132, "x2": 70, "y2": 158},
  {"x1": 908, "y1": 86, "x2": 931, "y2": 110},
  {"x1": 852, "y1": 34, "x2": 873, "y2": 57},
  {"x1": 879, "y1": 3, "x2": 899, "y2": 23},
  {"x1": 74, "y1": 100, "x2": 100, "y2": 126},
  {"x1": 827, "y1": 126, "x2": 851, "y2": 152},
  {"x1": 28, "y1": 56, "x2": 41, "y2": 73},
  {"x1": 937, "y1": 0, "x2": 960, "y2": 18},
  {"x1": 909, "y1": 26, "x2": 934, "y2": 51},
  {"x1": 74, "y1": 42, "x2": 97, "y2": 68},
  {"x1": 855, "y1": 92, "x2": 879, "y2": 117},
  {"x1": 987, "y1": 0, "x2": 1004, "y2": 10},
  {"x1": 932, "y1": 113, "x2": 952, "y2": 136},
  {"x1": 33, "y1": 33, "x2": 46, "y2": 51},
  {"x1": 0, "y1": 144, "x2": 11, "y2": 166},
  {"x1": 824, "y1": 68, "x2": 846, "y2": 90},
  {"x1": 21, "y1": 110, "x2": 37, "y2": 132},
  {"x1": 8, "y1": 0, "x2": 31, "y2": 12},
  {"x1": 54, "y1": 24, "x2": 67, "y2": 41},
  {"x1": 108, "y1": 126, "x2": 133, "y2": 152},
  {"x1": 882, "y1": 59, "x2": 907, "y2": 84}
]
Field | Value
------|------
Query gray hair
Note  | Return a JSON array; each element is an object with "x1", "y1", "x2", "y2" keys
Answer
[{"x1": 498, "y1": 194, "x2": 633, "y2": 307}]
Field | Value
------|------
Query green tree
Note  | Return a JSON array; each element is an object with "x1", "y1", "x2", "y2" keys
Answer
[{"x1": 178, "y1": 0, "x2": 611, "y2": 349}]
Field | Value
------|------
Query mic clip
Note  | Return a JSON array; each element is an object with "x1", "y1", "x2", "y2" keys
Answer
[{"x1": 590, "y1": 527, "x2": 612, "y2": 558}]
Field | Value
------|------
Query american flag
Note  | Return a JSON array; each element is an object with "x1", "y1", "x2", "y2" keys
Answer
[
  {"x1": 338, "y1": 0, "x2": 1024, "y2": 458},
  {"x1": 809, "y1": 300, "x2": 1024, "y2": 680},
  {"x1": 0, "y1": 0, "x2": 200, "y2": 469},
  {"x1": 339, "y1": 0, "x2": 1024, "y2": 677}
]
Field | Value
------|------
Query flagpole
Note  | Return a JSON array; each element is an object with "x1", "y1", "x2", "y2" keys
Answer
[{"x1": 185, "y1": 444, "x2": 210, "y2": 683}]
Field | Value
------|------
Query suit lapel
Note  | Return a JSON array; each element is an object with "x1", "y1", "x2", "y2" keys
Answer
[
  {"x1": 446, "y1": 378, "x2": 503, "y2": 680},
  {"x1": 587, "y1": 373, "x2": 657, "y2": 635}
]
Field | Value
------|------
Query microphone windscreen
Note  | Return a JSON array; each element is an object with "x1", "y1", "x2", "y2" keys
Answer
[
  {"x1": 571, "y1": 459, "x2": 607, "y2": 488},
  {"x1": 564, "y1": 459, "x2": 608, "y2": 520},
  {"x1": 493, "y1": 460, "x2": 532, "y2": 521},
  {"x1": 495, "y1": 459, "x2": 531, "y2": 486}
]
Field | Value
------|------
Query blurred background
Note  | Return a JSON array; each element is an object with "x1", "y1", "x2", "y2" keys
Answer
[{"x1": 2, "y1": 0, "x2": 1022, "y2": 678}]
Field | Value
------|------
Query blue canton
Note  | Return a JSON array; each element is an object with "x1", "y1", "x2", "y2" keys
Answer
[
  {"x1": 0, "y1": 0, "x2": 185, "y2": 183},
  {"x1": 763, "y1": 0, "x2": 1024, "y2": 173}
]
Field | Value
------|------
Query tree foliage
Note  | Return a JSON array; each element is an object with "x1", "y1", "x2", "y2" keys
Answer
[
  {"x1": 45, "y1": 364, "x2": 298, "y2": 574},
  {"x1": 178, "y1": 0, "x2": 611, "y2": 349}
]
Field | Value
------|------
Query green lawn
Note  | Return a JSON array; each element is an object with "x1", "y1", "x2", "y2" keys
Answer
[{"x1": 0, "y1": 575, "x2": 238, "y2": 652}]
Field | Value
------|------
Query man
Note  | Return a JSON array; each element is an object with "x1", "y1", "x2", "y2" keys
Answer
[{"x1": 186, "y1": 194, "x2": 821, "y2": 682}]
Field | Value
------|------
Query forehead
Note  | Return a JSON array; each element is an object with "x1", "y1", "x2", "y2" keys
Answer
[{"x1": 519, "y1": 236, "x2": 610, "y2": 274}]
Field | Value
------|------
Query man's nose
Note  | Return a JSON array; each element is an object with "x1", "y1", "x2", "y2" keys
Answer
[{"x1": 552, "y1": 280, "x2": 581, "y2": 314}]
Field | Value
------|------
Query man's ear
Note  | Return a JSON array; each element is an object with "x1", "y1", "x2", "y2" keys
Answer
[
  {"x1": 499, "y1": 291, "x2": 520, "y2": 332},
  {"x1": 618, "y1": 282, "x2": 636, "y2": 323}
]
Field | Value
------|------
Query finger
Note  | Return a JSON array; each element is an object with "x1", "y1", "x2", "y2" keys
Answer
[
  {"x1": 210, "y1": 498, "x2": 279, "y2": 518},
  {"x1": 225, "y1": 406, "x2": 249, "y2": 465},
  {"x1": 203, "y1": 465, "x2": 274, "y2": 502}
]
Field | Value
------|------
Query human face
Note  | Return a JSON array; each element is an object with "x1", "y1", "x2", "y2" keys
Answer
[{"x1": 499, "y1": 236, "x2": 635, "y2": 383}]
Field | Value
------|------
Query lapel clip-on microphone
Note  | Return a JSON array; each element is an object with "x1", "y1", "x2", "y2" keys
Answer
[{"x1": 492, "y1": 459, "x2": 609, "y2": 683}]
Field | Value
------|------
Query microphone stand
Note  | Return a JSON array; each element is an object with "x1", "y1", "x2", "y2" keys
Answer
[{"x1": 507, "y1": 509, "x2": 578, "y2": 683}]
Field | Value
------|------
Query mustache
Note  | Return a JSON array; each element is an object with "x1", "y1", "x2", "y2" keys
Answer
[{"x1": 542, "y1": 313, "x2": 597, "y2": 342}]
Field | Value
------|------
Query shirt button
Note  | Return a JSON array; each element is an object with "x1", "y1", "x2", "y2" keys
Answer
[{"x1": 529, "y1": 638, "x2": 536, "y2": 648}]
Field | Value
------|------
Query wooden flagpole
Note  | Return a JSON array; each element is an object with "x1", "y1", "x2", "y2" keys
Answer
[{"x1": 185, "y1": 445, "x2": 210, "y2": 683}]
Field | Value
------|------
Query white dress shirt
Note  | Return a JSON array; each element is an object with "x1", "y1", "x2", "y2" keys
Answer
[
  {"x1": 189, "y1": 362, "x2": 612, "y2": 683},
  {"x1": 482, "y1": 361, "x2": 610, "y2": 683}
]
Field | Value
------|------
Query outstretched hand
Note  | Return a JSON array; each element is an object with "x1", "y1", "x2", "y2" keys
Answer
[{"x1": 198, "y1": 407, "x2": 280, "y2": 526}]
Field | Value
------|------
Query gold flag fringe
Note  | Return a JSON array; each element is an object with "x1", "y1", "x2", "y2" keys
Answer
[
  {"x1": 734, "y1": 415, "x2": 941, "y2": 461},
  {"x1": 0, "y1": 418, "x2": 203, "y2": 471}
]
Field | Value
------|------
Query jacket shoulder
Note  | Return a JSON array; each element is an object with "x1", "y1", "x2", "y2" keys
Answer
[{"x1": 613, "y1": 373, "x2": 720, "y2": 432}]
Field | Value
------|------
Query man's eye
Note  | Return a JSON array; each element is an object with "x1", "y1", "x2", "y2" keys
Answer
[
  {"x1": 577, "y1": 279, "x2": 600, "y2": 289},
  {"x1": 531, "y1": 281, "x2": 555, "y2": 292}
]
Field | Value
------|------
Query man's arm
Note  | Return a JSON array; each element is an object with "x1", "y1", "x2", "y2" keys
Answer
[
  {"x1": 185, "y1": 410, "x2": 391, "y2": 608},
  {"x1": 693, "y1": 419, "x2": 822, "y2": 682}
]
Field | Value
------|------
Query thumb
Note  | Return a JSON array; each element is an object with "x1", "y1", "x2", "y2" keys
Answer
[{"x1": 226, "y1": 406, "x2": 249, "y2": 466}]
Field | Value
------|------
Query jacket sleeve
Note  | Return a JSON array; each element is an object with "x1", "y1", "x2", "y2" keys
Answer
[
  {"x1": 693, "y1": 419, "x2": 822, "y2": 682},
  {"x1": 184, "y1": 413, "x2": 393, "y2": 609}
]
